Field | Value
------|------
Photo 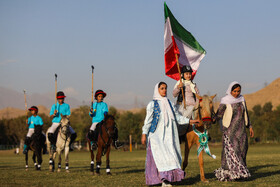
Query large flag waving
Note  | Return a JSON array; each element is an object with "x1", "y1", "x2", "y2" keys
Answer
[{"x1": 164, "y1": 2, "x2": 206, "y2": 80}]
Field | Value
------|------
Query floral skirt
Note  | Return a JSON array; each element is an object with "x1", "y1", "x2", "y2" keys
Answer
[
  {"x1": 145, "y1": 143, "x2": 185, "y2": 185},
  {"x1": 214, "y1": 134, "x2": 251, "y2": 181}
]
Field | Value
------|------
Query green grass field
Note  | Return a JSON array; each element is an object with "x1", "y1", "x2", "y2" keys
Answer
[{"x1": 0, "y1": 144, "x2": 279, "y2": 186}]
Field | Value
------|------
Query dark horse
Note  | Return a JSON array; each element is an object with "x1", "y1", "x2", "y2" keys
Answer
[
  {"x1": 25, "y1": 125, "x2": 45, "y2": 171},
  {"x1": 181, "y1": 94, "x2": 216, "y2": 182},
  {"x1": 87, "y1": 115, "x2": 116, "y2": 175}
]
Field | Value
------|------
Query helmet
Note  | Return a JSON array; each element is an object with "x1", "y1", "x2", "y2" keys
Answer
[
  {"x1": 95, "y1": 90, "x2": 107, "y2": 99},
  {"x1": 181, "y1": 65, "x2": 193, "y2": 74},
  {"x1": 28, "y1": 106, "x2": 38, "y2": 112},
  {"x1": 57, "y1": 91, "x2": 66, "y2": 99}
]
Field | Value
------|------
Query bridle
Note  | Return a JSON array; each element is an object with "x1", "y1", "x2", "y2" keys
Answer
[
  {"x1": 193, "y1": 98, "x2": 216, "y2": 124},
  {"x1": 100, "y1": 120, "x2": 115, "y2": 156}
]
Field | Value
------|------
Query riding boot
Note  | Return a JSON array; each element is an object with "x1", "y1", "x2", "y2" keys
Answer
[
  {"x1": 69, "y1": 133, "x2": 77, "y2": 151},
  {"x1": 23, "y1": 137, "x2": 31, "y2": 154},
  {"x1": 113, "y1": 127, "x2": 123, "y2": 149},
  {"x1": 88, "y1": 130, "x2": 97, "y2": 150},
  {"x1": 48, "y1": 133, "x2": 56, "y2": 151}
]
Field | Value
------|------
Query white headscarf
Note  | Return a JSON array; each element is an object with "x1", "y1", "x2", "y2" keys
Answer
[
  {"x1": 153, "y1": 83, "x2": 175, "y2": 125},
  {"x1": 220, "y1": 81, "x2": 245, "y2": 104}
]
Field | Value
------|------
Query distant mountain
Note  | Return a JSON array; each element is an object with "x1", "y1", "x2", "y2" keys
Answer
[
  {"x1": 244, "y1": 78, "x2": 280, "y2": 110},
  {"x1": 0, "y1": 105, "x2": 49, "y2": 119},
  {"x1": 0, "y1": 86, "x2": 82, "y2": 110}
]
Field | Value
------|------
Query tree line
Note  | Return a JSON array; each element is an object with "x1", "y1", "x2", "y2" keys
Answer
[{"x1": 1, "y1": 102, "x2": 279, "y2": 145}]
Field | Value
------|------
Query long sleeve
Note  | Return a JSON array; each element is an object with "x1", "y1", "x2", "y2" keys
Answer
[
  {"x1": 172, "y1": 103, "x2": 190, "y2": 125},
  {"x1": 215, "y1": 104, "x2": 226, "y2": 121},
  {"x1": 173, "y1": 80, "x2": 181, "y2": 98},
  {"x1": 142, "y1": 101, "x2": 154, "y2": 135}
]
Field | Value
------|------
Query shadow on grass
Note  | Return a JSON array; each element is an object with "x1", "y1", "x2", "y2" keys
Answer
[
  {"x1": 248, "y1": 164, "x2": 280, "y2": 181},
  {"x1": 121, "y1": 168, "x2": 145, "y2": 174},
  {"x1": 175, "y1": 172, "x2": 216, "y2": 185}
]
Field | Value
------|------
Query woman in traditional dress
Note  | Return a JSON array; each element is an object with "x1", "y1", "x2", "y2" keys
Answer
[
  {"x1": 141, "y1": 82, "x2": 200, "y2": 186},
  {"x1": 214, "y1": 81, "x2": 254, "y2": 181}
]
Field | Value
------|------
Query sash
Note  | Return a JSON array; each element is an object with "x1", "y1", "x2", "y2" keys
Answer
[{"x1": 192, "y1": 124, "x2": 216, "y2": 159}]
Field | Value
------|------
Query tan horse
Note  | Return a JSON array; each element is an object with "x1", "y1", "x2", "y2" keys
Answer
[
  {"x1": 182, "y1": 94, "x2": 216, "y2": 182},
  {"x1": 46, "y1": 115, "x2": 71, "y2": 173}
]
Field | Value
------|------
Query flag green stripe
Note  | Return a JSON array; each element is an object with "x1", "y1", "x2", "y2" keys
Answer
[{"x1": 164, "y1": 3, "x2": 206, "y2": 53}]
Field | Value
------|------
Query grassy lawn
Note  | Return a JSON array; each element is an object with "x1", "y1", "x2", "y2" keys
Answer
[{"x1": 0, "y1": 144, "x2": 279, "y2": 186}]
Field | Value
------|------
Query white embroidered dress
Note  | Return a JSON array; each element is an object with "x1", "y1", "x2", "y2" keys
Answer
[{"x1": 142, "y1": 83, "x2": 190, "y2": 172}]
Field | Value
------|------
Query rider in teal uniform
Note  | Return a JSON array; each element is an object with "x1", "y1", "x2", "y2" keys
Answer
[
  {"x1": 88, "y1": 90, "x2": 123, "y2": 150},
  {"x1": 23, "y1": 106, "x2": 44, "y2": 154},
  {"x1": 48, "y1": 91, "x2": 77, "y2": 151}
]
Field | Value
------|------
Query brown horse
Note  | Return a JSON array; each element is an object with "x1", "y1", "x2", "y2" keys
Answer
[
  {"x1": 87, "y1": 115, "x2": 116, "y2": 175},
  {"x1": 182, "y1": 94, "x2": 216, "y2": 182}
]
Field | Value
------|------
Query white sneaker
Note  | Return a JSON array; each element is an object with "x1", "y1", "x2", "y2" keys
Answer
[{"x1": 162, "y1": 181, "x2": 172, "y2": 187}]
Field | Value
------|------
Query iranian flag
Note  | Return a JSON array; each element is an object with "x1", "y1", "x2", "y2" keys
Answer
[{"x1": 164, "y1": 2, "x2": 206, "y2": 80}]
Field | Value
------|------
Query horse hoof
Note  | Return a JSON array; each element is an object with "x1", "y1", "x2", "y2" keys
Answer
[
  {"x1": 201, "y1": 179, "x2": 209, "y2": 183},
  {"x1": 92, "y1": 172, "x2": 95, "y2": 176},
  {"x1": 57, "y1": 168, "x2": 61, "y2": 172},
  {"x1": 25, "y1": 168, "x2": 28, "y2": 171},
  {"x1": 66, "y1": 170, "x2": 70, "y2": 173},
  {"x1": 96, "y1": 172, "x2": 100, "y2": 176},
  {"x1": 107, "y1": 172, "x2": 112, "y2": 175}
]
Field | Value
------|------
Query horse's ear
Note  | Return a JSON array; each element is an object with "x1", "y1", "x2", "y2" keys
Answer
[
  {"x1": 66, "y1": 115, "x2": 70, "y2": 119},
  {"x1": 210, "y1": 94, "x2": 217, "y2": 100},
  {"x1": 61, "y1": 113, "x2": 63, "y2": 118},
  {"x1": 195, "y1": 93, "x2": 202, "y2": 100}
]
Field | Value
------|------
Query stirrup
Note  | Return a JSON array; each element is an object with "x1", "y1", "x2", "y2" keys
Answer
[
  {"x1": 114, "y1": 141, "x2": 124, "y2": 149},
  {"x1": 23, "y1": 149, "x2": 28, "y2": 154},
  {"x1": 51, "y1": 145, "x2": 56, "y2": 152},
  {"x1": 91, "y1": 142, "x2": 97, "y2": 150}
]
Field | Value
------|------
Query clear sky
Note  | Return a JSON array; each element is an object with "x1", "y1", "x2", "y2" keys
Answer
[{"x1": 1, "y1": 0, "x2": 279, "y2": 109}]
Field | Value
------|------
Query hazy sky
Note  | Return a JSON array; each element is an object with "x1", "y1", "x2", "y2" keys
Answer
[{"x1": 1, "y1": 0, "x2": 279, "y2": 109}]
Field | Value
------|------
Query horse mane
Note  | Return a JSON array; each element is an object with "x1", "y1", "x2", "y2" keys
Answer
[{"x1": 104, "y1": 114, "x2": 115, "y2": 121}]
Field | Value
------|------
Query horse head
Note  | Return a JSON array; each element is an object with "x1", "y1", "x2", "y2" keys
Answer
[
  {"x1": 60, "y1": 114, "x2": 70, "y2": 135},
  {"x1": 103, "y1": 114, "x2": 116, "y2": 138},
  {"x1": 194, "y1": 94, "x2": 216, "y2": 129}
]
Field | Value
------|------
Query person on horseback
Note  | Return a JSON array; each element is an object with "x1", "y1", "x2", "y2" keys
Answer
[
  {"x1": 173, "y1": 65, "x2": 200, "y2": 119},
  {"x1": 48, "y1": 91, "x2": 77, "y2": 151},
  {"x1": 88, "y1": 90, "x2": 123, "y2": 150},
  {"x1": 23, "y1": 106, "x2": 45, "y2": 154}
]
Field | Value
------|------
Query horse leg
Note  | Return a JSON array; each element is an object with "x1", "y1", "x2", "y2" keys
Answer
[
  {"x1": 65, "y1": 141, "x2": 70, "y2": 173},
  {"x1": 25, "y1": 151, "x2": 28, "y2": 171},
  {"x1": 37, "y1": 149, "x2": 42, "y2": 170},
  {"x1": 197, "y1": 141, "x2": 208, "y2": 182},
  {"x1": 57, "y1": 148, "x2": 62, "y2": 172},
  {"x1": 96, "y1": 147, "x2": 102, "y2": 175},
  {"x1": 182, "y1": 132, "x2": 194, "y2": 171},
  {"x1": 33, "y1": 152, "x2": 37, "y2": 170},
  {"x1": 106, "y1": 146, "x2": 111, "y2": 175},
  {"x1": 88, "y1": 141, "x2": 95, "y2": 173}
]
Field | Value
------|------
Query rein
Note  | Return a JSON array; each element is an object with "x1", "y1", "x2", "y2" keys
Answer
[
  {"x1": 100, "y1": 122, "x2": 115, "y2": 156},
  {"x1": 59, "y1": 123, "x2": 70, "y2": 150}
]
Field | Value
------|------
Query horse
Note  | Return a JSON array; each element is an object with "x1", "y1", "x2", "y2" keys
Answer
[
  {"x1": 46, "y1": 115, "x2": 71, "y2": 172},
  {"x1": 181, "y1": 94, "x2": 216, "y2": 182},
  {"x1": 87, "y1": 115, "x2": 116, "y2": 175},
  {"x1": 25, "y1": 125, "x2": 45, "y2": 171}
]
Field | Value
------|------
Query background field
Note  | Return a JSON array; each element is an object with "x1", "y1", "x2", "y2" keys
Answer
[{"x1": 0, "y1": 144, "x2": 279, "y2": 186}]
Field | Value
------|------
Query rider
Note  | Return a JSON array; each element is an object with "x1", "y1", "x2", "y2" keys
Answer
[
  {"x1": 23, "y1": 106, "x2": 45, "y2": 154},
  {"x1": 173, "y1": 65, "x2": 200, "y2": 118},
  {"x1": 48, "y1": 91, "x2": 77, "y2": 151},
  {"x1": 88, "y1": 90, "x2": 123, "y2": 150},
  {"x1": 173, "y1": 65, "x2": 200, "y2": 136}
]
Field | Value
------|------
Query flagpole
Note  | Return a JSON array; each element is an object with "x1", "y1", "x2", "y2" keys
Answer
[{"x1": 175, "y1": 54, "x2": 186, "y2": 109}]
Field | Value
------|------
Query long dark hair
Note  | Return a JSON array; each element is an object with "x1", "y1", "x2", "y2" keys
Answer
[
  {"x1": 158, "y1": 82, "x2": 167, "y2": 88},
  {"x1": 231, "y1": 84, "x2": 241, "y2": 91}
]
